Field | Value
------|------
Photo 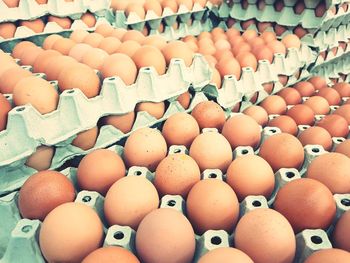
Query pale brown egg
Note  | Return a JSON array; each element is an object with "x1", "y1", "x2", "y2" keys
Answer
[
  {"x1": 117, "y1": 40, "x2": 141, "y2": 57},
  {"x1": 110, "y1": 0, "x2": 128, "y2": 10},
  {"x1": 317, "y1": 88, "x2": 341, "y2": 105},
  {"x1": 191, "y1": 101, "x2": 226, "y2": 131},
  {"x1": 83, "y1": 33, "x2": 104, "y2": 48},
  {"x1": 257, "y1": 22, "x2": 272, "y2": 33},
  {"x1": 94, "y1": 23, "x2": 114, "y2": 37},
  {"x1": 125, "y1": 2, "x2": 146, "y2": 19},
  {"x1": 274, "y1": 178, "x2": 336, "y2": 233},
  {"x1": 44, "y1": 55, "x2": 77, "y2": 81},
  {"x1": 317, "y1": 114, "x2": 349, "y2": 138},
  {"x1": 334, "y1": 105, "x2": 350, "y2": 124},
  {"x1": 58, "y1": 63, "x2": 100, "y2": 98},
  {"x1": 110, "y1": 28, "x2": 127, "y2": 39},
  {"x1": 277, "y1": 87, "x2": 302, "y2": 105},
  {"x1": 235, "y1": 208, "x2": 296, "y2": 263},
  {"x1": 215, "y1": 49, "x2": 233, "y2": 62},
  {"x1": 101, "y1": 53, "x2": 137, "y2": 85},
  {"x1": 267, "y1": 39, "x2": 286, "y2": 54},
  {"x1": 80, "y1": 12, "x2": 97, "y2": 28},
  {"x1": 3, "y1": 0, "x2": 19, "y2": 7},
  {"x1": 102, "y1": 112, "x2": 135, "y2": 134},
  {"x1": 259, "y1": 133, "x2": 304, "y2": 172},
  {"x1": 136, "y1": 208, "x2": 195, "y2": 263},
  {"x1": 237, "y1": 52, "x2": 258, "y2": 71},
  {"x1": 261, "y1": 31, "x2": 276, "y2": 43},
  {"x1": 52, "y1": 38, "x2": 75, "y2": 55},
  {"x1": 32, "y1": 49, "x2": 61, "y2": 73},
  {"x1": 48, "y1": 16, "x2": 72, "y2": 29},
  {"x1": 333, "y1": 211, "x2": 350, "y2": 252},
  {"x1": 142, "y1": 35, "x2": 167, "y2": 50},
  {"x1": 122, "y1": 30, "x2": 145, "y2": 43},
  {"x1": 69, "y1": 29, "x2": 89, "y2": 43},
  {"x1": 13, "y1": 76, "x2": 58, "y2": 114},
  {"x1": 0, "y1": 22, "x2": 16, "y2": 39},
  {"x1": 104, "y1": 175, "x2": 158, "y2": 229},
  {"x1": 335, "y1": 139, "x2": 350, "y2": 158},
  {"x1": 243, "y1": 105, "x2": 268, "y2": 126},
  {"x1": 98, "y1": 37, "x2": 121, "y2": 54},
  {"x1": 274, "y1": 24, "x2": 287, "y2": 36},
  {"x1": 135, "y1": 101, "x2": 165, "y2": 119},
  {"x1": 68, "y1": 43, "x2": 93, "y2": 62},
  {"x1": 162, "y1": 40, "x2": 194, "y2": 67},
  {"x1": 278, "y1": 75, "x2": 288, "y2": 86},
  {"x1": 189, "y1": 132, "x2": 232, "y2": 172},
  {"x1": 81, "y1": 48, "x2": 108, "y2": 70},
  {"x1": 144, "y1": 0, "x2": 162, "y2": 16},
  {"x1": 286, "y1": 104, "x2": 315, "y2": 125},
  {"x1": 333, "y1": 82, "x2": 350, "y2": 97},
  {"x1": 18, "y1": 170, "x2": 75, "y2": 221},
  {"x1": 198, "y1": 43, "x2": 216, "y2": 56},
  {"x1": 82, "y1": 247, "x2": 140, "y2": 263},
  {"x1": 305, "y1": 249, "x2": 350, "y2": 263},
  {"x1": 298, "y1": 126, "x2": 332, "y2": 151},
  {"x1": 132, "y1": 45, "x2": 166, "y2": 75},
  {"x1": 177, "y1": 0, "x2": 193, "y2": 10},
  {"x1": 124, "y1": 127, "x2": 167, "y2": 171},
  {"x1": 177, "y1": 91, "x2": 191, "y2": 109},
  {"x1": 304, "y1": 96, "x2": 330, "y2": 115},
  {"x1": 242, "y1": 29, "x2": 257, "y2": 42},
  {"x1": 293, "y1": 81, "x2": 315, "y2": 97},
  {"x1": 19, "y1": 46, "x2": 43, "y2": 66},
  {"x1": 161, "y1": 0, "x2": 178, "y2": 12},
  {"x1": 72, "y1": 126, "x2": 98, "y2": 150},
  {"x1": 308, "y1": 76, "x2": 327, "y2": 90},
  {"x1": 20, "y1": 19, "x2": 45, "y2": 33},
  {"x1": 12, "y1": 41, "x2": 36, "y2": 58},
  {"x1": 162, "y1": 112, "x2": 199, "y2": 148},
  {"x1": 0, "y1": 66, "x2": 32, "y2": 94},
  {"x1": 233, "y1": 42, "x2": 251, "y2": 57},
  {"x1": 187, "y1": 179, "x2": 239, "y2": 234},
  {"x1": 25, "y1": 145, "x2": 54, "y2": 171},
  {"x1": 0, "y1": 93, "x2": 11, "y2": 131},
  {"x1": 155, "y1": 154, "x2": 200, "y2": 197},
  {"x1": 216, "y1": 56, "x2": 241, "y2": 80},
  {"x1": 260, "y1": 95, "x2": 287, "y2": 115},
  {"x1": 39, "y1": 203, "x2": 104, "y2": 263},
  {"x1": 198, "y1": 247, "x2": 253, "y2": 263},
  {"x1": 268, "y1": 115, "x2": 298, "y2": 135},
  {"x1": 307, "y1": 152, "x2": 350, "y2": 194}
]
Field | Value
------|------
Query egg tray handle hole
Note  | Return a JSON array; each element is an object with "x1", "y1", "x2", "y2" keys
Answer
[
  {"x1": 82, "y1": 196, "x2": 92, "y2": 203},
  {"x1": 341, "y1": 198, "x2": 350, "y2": 206},
  {"x1": 310, "y1": 235, "x2": 323, "y2": 245},
  {"x1": 21, "y1": 225, "x2": 32, "y2": 233},
  {"x1": 241, "y1": 149, "x2": 249, "y2": 155},
  {"x1": 270, "y1": 129, "x2": 277, "y2": 133},
  {"x1": 167, "y1": 200, "x2": 176, "y2": 207},
  {"x1": 252, "y1": 200, "x2": 262, "y2": 207},
  {"x1": 211, "y1": 236, "x2": 222, "y2": 245},
  {"x1": 113, "y1": 231, "x2": 125, "y2": 240},
  {"x1": 208, "y1": 173, "x2": 217, "y2": 179},
  {"x1": 16, "y1": 107, "x2": 25, "y2": 112},
  {"x1": 173, "y1": 149, "x2": 181, "y2": 153},
  {"x1": 134, "y1": 170, "x2": 142, "y2": 176},
  {"x1": 285, "y1": 172, "x2": 295, "y2": 179},
  {"x1": 312, "y1": 148, "x2": 320, "y2": 153}
]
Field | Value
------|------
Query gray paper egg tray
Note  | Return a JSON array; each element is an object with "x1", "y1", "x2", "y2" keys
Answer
[
  {"x1": 0, "y1": 139, "x2": 349, "y2": 263},
  {"x1": 216, "y1": 0, "x2": 350, "y2": 31},
  {"x1": 0, "y1": 0, "x2": 110, "y2": 23}
]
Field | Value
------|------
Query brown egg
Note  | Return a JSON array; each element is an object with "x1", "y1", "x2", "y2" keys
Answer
[
  {"x1": 333, "y1": 211, "x2": 350, "y2": 252},
  {"x1": 189, "y1": 132, "x2": 232, "y2": 172},
  {"x1": 160, "y1": 0, "x2": 178, "y2": 13},
  {"x1": 110, "y1": 0, "x2": 128, "y2": 10},
  {"x1": 268, "y1": 115, "x2": 298, "y2": 135},
  {"x1": 39, "y1": 203, "x2": 104, "y2": 263},
  {"x1": 18, "y1": 170, "x2": 75, "y2": 221},
  {"x1": 0, "y1": 93, "x2": 11, "y2": 131},
  {"x1": 277, "y1": 87, "x2": 302, "y2": 105},
  {"x1": 333, "y1": 82, "x2": 350, "y2": 97},
  {"x1": 293, "y1": 81, "x2": 315, "y2": 97},
  {"x1": 242, "y1": 29, "x2": 257, "y2": 42},
  {"x1": 0, "y1": 67, "x2": 32, "y2": 94},
  {"x1": 25, "y1": 145, "x2": 54, "y2": 171},
  {"x1": 214, "y1": 39, "x2": 231, "y2": 51},
  {"x1": 216, "y1": 56, "x2": 241, "y2": 80},
  {"x1": 233, "y1": 42, "x2": 251, "y2": 57},
  {"x1": 51, "y1": 38, "x2": 75, "y2": 55},
  {"x1": 0, "y1": 22, "x2": 16, "y2": 39},
  {"x1": 261, "y1": 31, "x2": 276, "y2": 43},
  {"x1": 334, "y1": 105, "x2": 350, "y2": 124},
  {"x1": 125, "y1": 2, "x2": 146, "y2": 19},
  {"x1": 81, "y1": 48, "x2": 108, "y2": 70},
  {"x1": 13, "y1": 76, "x2": 58, "y2": 114},
  {"x1": 83, "y1": 33, "x2": 104, "y2": 48},
  {"x1": 82, "y1": 247, "x2": 140, "y2": 263},
  {"x1": 259, "y1": 133, "x2": 304, "y2": 172},
  {"x1": 68, "y1": 43, "x2": 92, "y2": 62},
  {"x1": 3, "y1": 0, "x2": 19, "y2": 7},
  {"x1": 335, "y1": 139, "x2": 350, "y2": 158},
  {"x1": 12, "y1": 41, "x2": 36, "y2": 58},
  {"x1": 20, "y1": 19, "x2": 45, "y2": 33},
  {"x1": 222, "y1": 114, "x2": 261, "y2": 149},
  {"x1": 136, "y1": 208, "x2": 195, "y2": 263},
  {"x1": 298, "y1": 126, "x2": 332, "y2": 150},
  {"x1": 235, "y1": 208, "x2": 296, "y2": 263},
  {"x1": 135, "y1": 101, "x2": 165, "y2": 119},
  {"x1": 132, "y1": 45, "x2": 166, "y2": 75},
  {"x1": 304, "y1": 96, "x2": 330, "y2": 115},
  {"x1": 198, "y1": 247, "x2": 253, "y2": 263},
  {"x1": 286, "y1": 104, "x2": 314, "y2": 126},
  {"x1": 104, "y1": 175, "x2": 158, "y2": 229},
  {"x1": 94, "y1": 23, "x2": 114, "y2": 37},
  {"x1": 177, "y1": 91, "x2": 191, "y2": 109},
  {"x1": 267, "y1": 40, "x2": 287, "y2": 55},
  {"x1": 48, "y1": 16, "x2": 72, "y2": 29},
  {"x1": 102, "y1": 112, "x2": 135, "y2": 134},
  {"x1": 315, "y1": 2, "x2": 326, "y2": 17},
  {"x1": 143, "y1": 35, "x2": 167, "y2": 50},
  {"x1": 282, "y1": 34, "x2": 301, "y2": 49},
  {"x1": 187, "y1": 179, "x2": 239, "y2": 234},
  {"x1": 274, "y1": 178, "x2": 336, "y2": 233},
  {"x1": 294, "y1": 26, "x2": 308, "y2": 38},
  {"x1": 162, "y1": 112, "x2": 200, "y2": 148},
  {"x1": 58, "y1": 63, "x2": 100, "y2": 98},
  {"x1": 278, "y1": 75, "x2": 288, "y2": 86},
  {"x1": 275, "y1": 24, "x2": 287, "y2": 36},
  {"x1": 243, "y1": 106, "x2": 268, "y2": 126},
  {"x1": 317, "y1": 88, "x2": 341, "y2": 105},
  {"x1": 198, "y1": 43, "x2": 216, "y2": 56},
  {"x1": 19, "y1": 46, "x2": 43, "y2": 66},
  {"x1": 260, "y1": 95, "x2": 287, "y2": 115},
  {"x1": 116, "y1": 40, "x2": 141, "y2": 57},
  {"x1": 226, "y1": 155, "x2": 274, "y2": 201},
  {"x1": 98, "y1": 37, "x2": 121, "y2": 54},
  {"x1": 121, "y1": 30, "x2": 145, "y2": 43},
  {"x1": 254, "y1": 45, "x2": 274, "y2": 63},
  {"x1": 110, "y1": 28, "x2": 127, "y2": 39},
  {"x1": 124, "y1": 127, "x2": 167, "y2": 171},
  {"x1": 308, "y1": 76, "x2": 327, "y2": 90},
  {"x1": 32, "y1": 49, "x2": 61, "y2": 74},
  {"x1": 155, "y1": 154, "x2": 200, "y2": 197},
  {"x1": 177, "y1": 0, "x2": 193, "y2": 10},
  {"x1": 162, "y1": 41, "x2": 194, "y2": 67},
  {"x1": 101, "y1": 53, "x2": 137, "y2": 85},
  {"x1": 191, "y1": 101, "x2": 225, "y2": 131},
  {"x1": 305, "y1": 249, "x2": 350, "y2": 263},
  {"x1": 257, "y1": 21, "x2": 272, "y2": 33},
  {"x1": 307, "y1": 152, "x2": 350, "y2": 193},
  {"x1": 81, "y1": 12, "x2": 97, "y2": 28},
  {"x1": 236, "y1": 52, "x2": 258, "y2": 71},
  {"x1": 317, "y1": 114, "x2": 349, "y2": 138},
  {"x1": 144, "y1": 0, "x2": 162, "y2": 16},
  {"x1": 215, "y1": 49, "x2": 233, "y2": 62},
  {"x1": 69, "y1": 29, "x2": 89, "y2": 43},
  {"x1": 72, "y1": 126, "x2": 98, "y2": 150},
  {"x1": 45, "y1": 55, "x2": 77, "y2": 81}
]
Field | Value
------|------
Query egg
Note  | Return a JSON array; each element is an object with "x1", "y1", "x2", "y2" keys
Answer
[
  {"x1": 0, "y1": 22, "x2": 16, "y2": 39},
  {"x1": 154, "y1": 154, "x2": 200, "y2": 197},
  {"x1": 124, "y1": 127, "x2": 167, "y2": 171},
  {"x1": 12, "y1": 41, "x2": 36, "y2": 58},
  {"x1": 110, "y1": 28, "x2": 127, "y2": 39},
  {"x1": 198, "y1": 247, "x2": 253, "y2": 263},
  {"x1": 98, "y1": 37, "x2": 121, "y2": 54},
  {"x1": 135, "y1": 101, "x2": 165, "y2": 119},
  {"x1": 101, "y1": 53, "x2": 137, "y2": 85},
  {"x1": 33, "y1": 49, "x2": 61, "y2": 74},
  {"x1": 13, "y1": 76, "x2": 58, "y2": 114},
  {"x1": 68, "y1": 43, "x2": 92, "y2": 62},
  {"x1": 125, "y1": 2, "x2": 146, "y2": 19},
  {"x1": 143, "y1": 35, "x2": 167, "y2": 50},
  {"x1": 39, "y1": 203, "x2": 104, "y2": 263},
  {"x1": 69, "y1": 30, "x2": 89, "y2": 43},
  {"x1": 286, "y1": 104, "x2": 315, "y2": 125},
  {"x1": 259, "y1": 133, "x2": 304, "y2": 172},
  {"x1": 187, "y1": 179, "x2": 239, "y2": 234},
  {"x1": 83, "y1": 33, "x2": 104, "y2": 48},
  {"x1": 236, "y1": 52, "x2": 258, "y2": 71},
  {"x1": 308, "y1": 76, "x2": 327, "y2": 90},
  {"x1": 0, "y1": 66, "x2": 32, "y2": 94},
  {"x1": 334, "y1": 105, "x2": 350, "y2": 124},
  {"x1": 317, "y1": 88, "x2": 341, "y2": 105},
  {"x1": 268, "y1": 115, "x2": 298, "y2": 135},
  {"x1": 189, "y1": 131, "x2": 232, "y2": 172},
  {"x1": 51, "y1": 38, "x2": 75, "y2": 55},
  {"x1": 161, "y1": 112, "x2": 200, "y2": 148},
  {"x1": 162, "y1": 41, "x2": 194, "y2": 67},
  {"x1": 316, "y1": 114, "x2": 349, "y2": 138},
  {"x1": 94, "y1": 23, "x2": 114, "y2": 37},
  {"x1": 257, "y1": 22, "x2": 272, "y2": 33},
  {"x1": 335, "y1": 139, "x2": 350, "y2": 158},
  {"x1": 260, "y1": 95, "x2": 287, "y2": 115},
  {"x1": 298, "y1": 126, "x2": 332, "y2": 151},
  {"x1": 104, "y1": 175, "x2": 159, "y2": 229},
  {"x1": 72, "y1": 126, "x2": 99, "y2": 150},
  {"x1": 102, "y1": 112, "x2": 135, "y2": 134},
  {"x1": 144, "y1": 0, "x2": 163, "y2": 16},
  {"x1": 58, "y1": 63, "x2": 100, "y2": 98},
  {"x1": 177, "y1": 91, "x2": 191, "y2": 109},
  {"x1": 293, "y1": 81, "x2": 315, "y2": 97},
  {"x1": 0, "y1": 93, "x2": 11, "y2": 131},
  {"x1": 254, "y1": 45, "x2": 274, "y2": 63},
  {"x1": 307, "y1": 152, "x2": 350, "y2": 194},
  {"x1": 48, "y1": 16, "x2": 72, "y2": 29},
  {"x1": 81, "y1": 12, "x2": 97, "y2": 28},
  {"x1": 132, "y1": 45, "x2": 166, "y2": 75},
  {"x1": 191, "y1": 101, "x2": 226, "y2": 131},
  {"x1": 243, "y1": 105, "x2": 268, "y2": 126},
  {"x1": 277, "y1": 87, "x2": 302, "y2": 105},
  {"x1": 136, "y1": 208, "x2": 195, "y2": 263},
  {"x1": 274, "y1": 24, "x2": 287, "y2": 36},
  {"x1": 116, "y1": 40, "x2": 141, "y2": 57},
  {"x1": 216, "y1": 56, "x2": 241, "y2": 80},
  {"x1": 82, "y1": 246, "x2": 140, "y2": 263},
  {"x1": 81, "y1": 48, "x2": 108, "y2": 70},
  {"x1": 333, "y1": 211, "x2": 350, "y2": 252},
  {"x1": 121, "y1": 30, "x2": 145, "y2": 43},
  {"x1": 294, "y1": 26, "x2": 308, "y2": 38},
  {"x1": 45, "y1": 55, "x2": 77, "y2": 81},
  {"x1": 304, "y1": 96, "x2": 330, "y2": 115},
  {"x1": 282, "y1": 34, "x2": 301, "y2": 49},
  {"x1": 19, "y1": 46, "x2": 43, "y2": 66},
  {"x1": 3, "y1": 0, "x2": 19, "y2": 7},
  {"x1": 235, "y1": 208, "x2": 296, "y2": 263},
  {"x1": 222, "y1": 114, "x2": 261, "y2": 149},
  {"x1": 20, "y1": 19, "x2": 45, "y2": 33},
  {"x1": 333, "y1": 82, "x2": 350, "y2": 97},
  {"x1": 18, "y1": 170, "x2": 75, "y2": 221},
  {"x1": 305, "y1": 249, "x2": 350, "y2": 262},
  {"x1": 25, "y1": 145, "x2": 54, "y2": 171}
]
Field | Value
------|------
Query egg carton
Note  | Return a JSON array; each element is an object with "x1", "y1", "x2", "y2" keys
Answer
[
  {"x1": 0, "y1": 0, "x2": 110, "y2": 23},
  {"x1": 0, "y1": 92, "x2": 209, "y2": 195},
  {"x1": 312, "y1": 41, "x2": 350, "y2": 67},
  {"x1": 216, "y1": 1, "x2": 350, "y2": 31}
]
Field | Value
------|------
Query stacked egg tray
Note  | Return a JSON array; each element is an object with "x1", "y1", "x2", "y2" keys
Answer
[
  {"x1": 106, "y1": 3, "x2": 213, "y2": 41},
  {"x1": 0, "y1": 136, "x2": 349, "y2": 263},
  {"x1": 0, "y1": 0, "x2": 110, "y2": 23}
]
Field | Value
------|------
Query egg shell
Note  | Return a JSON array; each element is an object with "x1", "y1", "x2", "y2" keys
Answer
[
  {"x1": 334, "y1": 105, "x2": 350, "y2": 124},
  {"x1": 72, "y1": 126, "x2": 99, "y2": 151},
  {"x1": 19, "y1": 46, "x2": 43, "y2": 66},
  {"x1": 144, "y1": 0, "x2": 163, "y2": 16},
  {"x1": 135, "y1": 101, "x2": 165, "y2": 119},
  {"x1": 52, "y1": 38, "x2": 75, "y2": 55},
  {"x1": 68, "y1": 43, "x2": 93, "y2": 62},
  {"x1": 12, "y1": 41, "x2": 36, "y2": 59},
  {"x1": 122, "y1": 30, "x2": 145, "y2": 43},
  {"x1": 69, "y1": 30, "x2": 89, "y2": 43},
  {"x1": 95, "y1": 23, "x2": 114, "y2": 37},
  {"x1": 277, "y1": 87, "x2": 302, "y2": 105},
  {"x1": 132, "y1": 45, "x2": 166, "y2": 75},
  {"x1": 316, "y1": 114, "x2": 349, "y2": 138},
  {"x1": 304, "y1": 96, "x2": 330, "y2": 115},
  {"x1": 333, "y1": 82, "x2": 350, "y2": 97},
  {"x1": 32, "y1": 49, "x2": 61, "y2": 73},
  {"x1": 335, "y1": 139, "x2": 350, "y2": 158},
  {"x1": 48, "y1": 16, "x2": 72, "y2": 29},
  {"x1": 81, "y1": 48, "x2": 108, "y2": 70},
  {"x1": 287, "y1": 103, "x2": 316, "y2": 126},
  {"x1": 83, "y1": 33, "x2": 104, "y2": 48},
  {"x1": 25, "y1": 145, "x2": 54, "y2": 171},
  {"x1": 20, "y1": 19, "x2": 45, "y2": 33},
  {"x1": 317, "y1": 88, "x2": 341, "y2": 105},
  {"x1": 3, "y1": 0, "x2": 20, "y2": 7},
  {"x1": 143, "y1": 35, "x2": 167, "y2": 50},
  {"x1": 333, "y1": 211, "x2": 350, "y2": 252},
  {"x1": 305, "y1": 248, "x2": 350, "y2": 262},
  {"x1": 268, "y1": 115, "x2": 298, "y2": 135},
  {"x1": 308, "y1": 76, "x2": 328, "y2": 90},
  {"x1": 98, "y1": 37, "x2": 121, "y2": 54},
  {"x1": 82, "y1": 246, "x2": 140, "y2": 263},
  {"x1": 177, "y1": 91, "x2": 191, "y2": 109},
  {"x1": 243, "y1": 105, "x2": 268, "y2": 126},
  {"x1": 191, "y1": 101, "x2": 226, "y2": 131},
  {"x1": 0, "y1": 93, "x2": 11, "y2": 131},
  {"x1": 298, "y1": 126, "x2": 332, "y2": 151},
  {"x1": 81, "y1": 12, "x2": 97, "y2": 28},
  {"x1": 198, "y1": 247, "x2": 253, "y2": 263},
  {"x1": 282, "y1": 34, "x2": 301, "y2": 49},
  {"x1": 44, "y1": 55, "x2": 77, "y2": 81},
  {"x1": 162, "y1": 41, "x2": 194, "y2": 67},
  {"x1": 0, "y1": 66, "x2": 32, "y2": 94},
  {"x1": 260, "y1": 95, "x2": 287, "y2": 115},
  {"x1": 125, "y1": 2, "x2": 146, "y2": 19},
  {"x1": 0, "y1": 22, "x2": 16, "y2": 39},
  {"x1": 102, "y1": 112, "x2": 135, "y2": 134}
]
